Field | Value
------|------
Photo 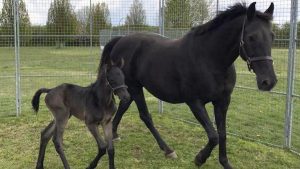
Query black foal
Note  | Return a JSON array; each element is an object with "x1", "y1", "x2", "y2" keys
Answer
[{"x1": 31, "y1": 64, "x2": 130, "y2": 169}]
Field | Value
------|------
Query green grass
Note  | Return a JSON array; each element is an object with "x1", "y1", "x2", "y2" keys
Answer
[{"x1": 0, "y1": 47, "x2": 300, "y2": 168}]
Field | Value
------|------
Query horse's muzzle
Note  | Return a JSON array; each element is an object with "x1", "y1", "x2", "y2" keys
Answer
[{"x1": 257, "y1": 78, "x2": 277, "y2": 91}]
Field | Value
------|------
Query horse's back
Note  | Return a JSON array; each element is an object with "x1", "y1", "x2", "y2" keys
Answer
[{"x1": 111, "y1": 33, "x2": 236, "y2": 103}]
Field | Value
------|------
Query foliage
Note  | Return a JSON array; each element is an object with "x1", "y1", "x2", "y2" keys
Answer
[
  {"x1": 86, "y1": 2, "x2": 111, "y2": 46},
  {"x1": 86, "y1": 2, "x2": 111, "y2": 35},
  {"x1": 46, "y1": 0, "x2": 78, "y2": 47},
  {"x1": 0, "y1": 0, "x2": 31, "y2": 46},
  {"x1": 76, "y1": 6, "x2": 90, "y2": 35},
  {"x1": 125, "y1": 0, "x2": 146, "y2": 26},
  {"x1": 165, "y1": 0, "x2": 190, "y2": 28},
  {"x1": 189, "y1": 0, "x2": 210, "y2": 26}
]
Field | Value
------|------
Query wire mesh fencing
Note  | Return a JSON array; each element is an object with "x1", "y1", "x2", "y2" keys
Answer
[{"x1": 0, "y1": 0, "x2": 299, "y2": 156}]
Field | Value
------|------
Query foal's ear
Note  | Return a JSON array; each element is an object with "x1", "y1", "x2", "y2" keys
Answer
[
  {"x1": 247, "y1": 2, "x2": 256, "y2": 21},
  {"x1": 264, "y1": 2, "x2": 274, "y2": 16},
  {"x1": 102, "y1": 64, "x2": 108, "y2": 74},
  {"x1": 116, "y1": 58, "x2": 125, "y2": 68}
]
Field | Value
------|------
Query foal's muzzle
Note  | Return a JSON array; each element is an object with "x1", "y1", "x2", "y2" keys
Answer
[{"x1": 113, "y1": 86, "x2": 130, "y2": 102}]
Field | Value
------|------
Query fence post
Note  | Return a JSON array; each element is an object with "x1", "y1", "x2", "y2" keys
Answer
[
  {"x1": 158, "y1": 0, "x2": 165, "y2": 113},
  {"x1": 285, "y1": 0, "x2": 298, "y2": 149},
  {"x1": 14, "y1": 0, "x2": 21, "y2": 116},
  {"x1": 216, "y1": 0, "x2": 219, "y2": 15}
]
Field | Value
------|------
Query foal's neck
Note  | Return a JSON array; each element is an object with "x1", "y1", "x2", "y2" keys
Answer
[{"x1": 92, "y1": 76, "x2": 113, "y2": 105}]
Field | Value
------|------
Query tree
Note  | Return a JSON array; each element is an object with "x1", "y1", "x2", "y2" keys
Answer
[
  {"x1": 165, "y1": 0, "x2": 210, "y2": 28},
  {"x1": 125, "y1": 0, "x2": 146, "y2": 26},
  {"x1": 189, "y1": 0, "x2": 209, "y2": 26},
  {"x1": 0, "y1": 0, "x2": 31, "y2": 46},
  {"x1": 46, "y1": 0, "x2": 78, "y2": 47},
  {"x1": 165, "y1": 0, "x2": 190, "y2": 28},
  {"x1": 86, "y1": 2, "x2": 111, "y2": 35},
  {"x1": 76, "y1": 6, "x2": 90, "y2": 35}
]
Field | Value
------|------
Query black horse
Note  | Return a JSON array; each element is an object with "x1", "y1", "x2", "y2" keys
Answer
[
  {"x1": 101, "y1": 2, "x2": 277, "y2": 169},
  {"x1": 31, "y1": 64, "x2": 130, "y2": 169}
]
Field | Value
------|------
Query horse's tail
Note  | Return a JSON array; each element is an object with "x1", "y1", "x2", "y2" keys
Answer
[
  {"x1": 100, "y1": 36, "x2": 122, "y2": 68},
  {"x1": 31, "y1": 88, "x2": 51, "y2": 113}
]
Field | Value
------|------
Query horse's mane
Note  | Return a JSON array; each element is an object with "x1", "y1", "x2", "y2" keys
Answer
[
  {"x1": 191, "y1": 3, "x2": 273, "y2": 35},
  {"x1": 98, "y1": 36, "x2": 122, "y2": 77}
]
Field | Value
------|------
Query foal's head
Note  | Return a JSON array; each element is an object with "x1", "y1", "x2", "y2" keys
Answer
[
  {"x1": 240, "y1": 2, "x2": 277, "y2": 91},
  {"x1": 105, "y1": 65, "x2": 130, "y2": 102}
]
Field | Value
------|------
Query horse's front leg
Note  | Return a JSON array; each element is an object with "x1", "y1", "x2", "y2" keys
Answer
[
  {"x1": 187, "y1": 100, "x2": 219, "y2": 167},
  {"x1": 103, "y1": 121, "x2": 115, "y2": 169},
  {"x1": 213, "y1": 96, "x2": 232, "y2": 169}
]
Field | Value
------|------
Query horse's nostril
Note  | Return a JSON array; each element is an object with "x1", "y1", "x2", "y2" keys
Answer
[{"x1": 262, "y1": 79, "x2": 270, "y2": 86}]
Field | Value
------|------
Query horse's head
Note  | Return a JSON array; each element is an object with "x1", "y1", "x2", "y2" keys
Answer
[
  {"x1": 106, "y1": 64, "x2": 130, "y2": 102},
  {"x1": 240, "y1": 2, "x2": 277, "y2": 91}
]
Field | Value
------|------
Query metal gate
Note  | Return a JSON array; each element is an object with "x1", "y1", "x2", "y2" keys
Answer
[{"x1": 0, "y1": 0, "x2": 298, "y2": 155}]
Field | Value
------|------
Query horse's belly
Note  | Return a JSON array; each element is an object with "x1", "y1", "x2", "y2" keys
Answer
[{"x1": 145, "y1": 88, "x2": 184, "y2": 103}]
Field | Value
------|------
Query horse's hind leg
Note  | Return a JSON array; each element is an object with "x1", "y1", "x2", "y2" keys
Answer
[
  {"x1": 132, "y1": 88, "x2": 177, "y2": 158},
  {"x1": 36, "y1": 120, "x2": 55, "y2": 169},
  {"x1": 52, "y1": 109, "x2": 70, "y2": 169},
  {"x1": 213, "y1": 97, "x2": 232, "y2": 169},
  {"x1": 112, "y1": 98, "x2": 133, "y2": 140},
  {"x1": 86, "y1": 123, "x2": 107, "y2": 169},
  {"x1": 187, "y1": 100, "x2": 218, "y2": 167},
  {"x1": 103, "y1": 122, "x2": 115, "y2": 169}
]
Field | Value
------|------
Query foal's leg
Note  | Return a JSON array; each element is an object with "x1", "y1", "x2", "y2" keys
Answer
[
  {"x1": 187, "y1": 100, "x2": 219, "y2": 167},
  {"x1": 132, "y1": 88, "x2": 176, "y2": 158},
  {"x1": 103, "y1": 122, "x2": 115, "y2": 169},
  {"x1": 36, "y1": 120, "x2": 55, "y2": 169},
  {"x1": 213, "y1": 96, "x2": 232, "y2": 169},
  {"x1": 112, "y1": 98, "x2": 133, "y2": 140},
  {"x1": 86, "y1": 123, "x2": 107, "y2": 169},
  {"x1": 52, "y1": 110, "x2": 70, "y2": 169}
]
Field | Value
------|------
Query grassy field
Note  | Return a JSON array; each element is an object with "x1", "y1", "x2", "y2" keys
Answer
[{"x1": 0, "y1": 47, "x2": 299, "y2": 168}]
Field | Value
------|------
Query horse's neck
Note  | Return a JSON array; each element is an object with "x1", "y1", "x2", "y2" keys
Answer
[{"x1": 191, "y1": 15, "x2": 245, "y2": 70}]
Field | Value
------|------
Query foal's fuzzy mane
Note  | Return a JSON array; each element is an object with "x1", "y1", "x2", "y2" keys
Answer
[{"x1": 192, "y1": 3, "x2": 273, "y2": 35}]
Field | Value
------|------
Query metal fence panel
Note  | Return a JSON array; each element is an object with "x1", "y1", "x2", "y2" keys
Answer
[{"x1": 0, "y1": 0, "x2": 299, "y2": 155}]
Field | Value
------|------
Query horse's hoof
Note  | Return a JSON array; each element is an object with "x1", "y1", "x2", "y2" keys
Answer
[
  {"x1": 194, "y1": 158, "x2": 204, "y2": 167},
  {"x1": 166, "y1": 151, "x2": 178, "y2": 159},
  {"x1": 223, "y1": 163, "x2": 233, "y2": 169},
  {"x1": 36, "y1": 164, "x2": 44, "y2": 169},
  {"x1": 194, "y1": 155, "x2": 206, "y2": 167},
  {"x1": 112, "y1": 136, "x2": 121, "y2": 142}
]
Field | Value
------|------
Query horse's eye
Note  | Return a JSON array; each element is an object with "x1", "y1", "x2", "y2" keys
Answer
[{"x1": 248, "y1": 35, "x2": 255, "y2": 42}]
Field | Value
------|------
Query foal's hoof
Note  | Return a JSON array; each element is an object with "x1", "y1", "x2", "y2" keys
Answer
[
  {"x1": 165, "y1": 151, "x2": 178, "y2": 159},
  {"x1": 112, "y1": 136, "x2": 121, "y2": 142},
  {"x1": 112, "y1": 133, "x2": 121, "y2": 142}
]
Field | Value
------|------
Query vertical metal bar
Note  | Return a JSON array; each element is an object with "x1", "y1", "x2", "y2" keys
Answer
[
  {"x1": 285, "y1": 0, "x2": 298, "y2": 149},
  {"x1": 216, "y1": 0, "x2": 219, "y2": 15},
  {"x1": 14, "y1": 0, "x2": 21, "y2": 116},
  {"x1": 158, "y1": 0, "x2": 165, "y2": 113},
  {"x1": 89, "y1": 0, "x2": 93, "y2": 80}
]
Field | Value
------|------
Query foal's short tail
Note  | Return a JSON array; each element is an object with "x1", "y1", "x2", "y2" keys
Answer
[{"x1": 31, "y1": 88, "x2": 51, "y2": 113}]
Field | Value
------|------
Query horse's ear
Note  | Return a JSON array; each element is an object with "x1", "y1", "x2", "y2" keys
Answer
[
  {"x1": 264, "y1": 2, "x2": 274, "y2": 16},
  {"x1": 247, "y1": 2, "x2": 256, "y2": 21}
]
